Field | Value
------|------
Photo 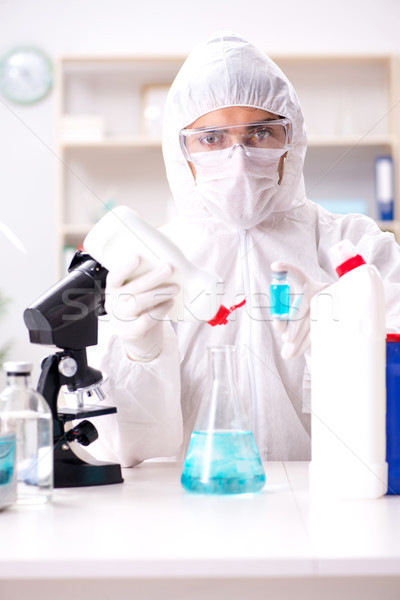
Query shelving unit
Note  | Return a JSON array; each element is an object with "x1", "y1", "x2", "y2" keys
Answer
[
  {"x1": 55, "y1": 53, "x2": 400, "y2": 275},
  {"x1": 55, "y1": 56, "x2": 183, "y2": 274},
  {"x1": 276, "y1": 55, "x2": 400, "y2": 239}
]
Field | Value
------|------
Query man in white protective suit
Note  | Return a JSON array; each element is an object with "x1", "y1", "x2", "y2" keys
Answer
[{"x1": 90, "y1": 32, "x2": 400, "y2": 467}]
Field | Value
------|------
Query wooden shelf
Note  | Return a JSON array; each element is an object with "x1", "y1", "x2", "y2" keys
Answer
[
  {"x1": 377, "y1": 220, "x2": 399, "y2": 232},
  {"x1": 307, "y1": 135, "x2": 396, "y2": 147},
  {"x1": 60, "y1": 136, "x2": 162, "y2": 149},
  {"x1": 62, "y1": 224, "x2": 92, "y2": 236},
  {"x1": 60, "y1": 135, "x2": 395, "y2": 150}
]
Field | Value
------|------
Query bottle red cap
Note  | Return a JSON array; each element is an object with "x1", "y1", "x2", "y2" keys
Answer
[
  {"x1": 207, "y1": 298, "x2": 246, "y2": 326},
  {"x1": 386, "y1": 333, "x2": 400, "y2": 343},
  {"x1": 329, "y1": 240, "x2": 366, "y2": 278},
  {"x1": 335, "y1": 254, "x2": 366, "y2": 278}
]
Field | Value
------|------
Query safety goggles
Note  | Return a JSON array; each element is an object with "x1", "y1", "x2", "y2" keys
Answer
[{"x1": 180, "y1": 118, "x2": 292, "y2": 165}]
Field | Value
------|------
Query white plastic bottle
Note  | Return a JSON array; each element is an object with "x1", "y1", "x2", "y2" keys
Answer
[
  {"x1": 0, "y1": 362, "x2": 53, "y2": 505},
  {"x1": 309, "y1": 239, "x2": 387, "y2": 499},
  {"x1": 83, "y1": 205, "x2": 244, "y2": 325}
]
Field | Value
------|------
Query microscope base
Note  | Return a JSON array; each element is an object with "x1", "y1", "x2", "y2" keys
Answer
[{"x1": 54, "y1": 444, "x2": 124, "y2": 488}]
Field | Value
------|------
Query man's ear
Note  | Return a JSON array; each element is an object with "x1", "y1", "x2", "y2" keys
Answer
[
  {"x1": 188, "y1": 161, "x2": 196, "y2": 180},
  {"x1": 278, "y1": 152, "x2": 288, "y2": 185}
]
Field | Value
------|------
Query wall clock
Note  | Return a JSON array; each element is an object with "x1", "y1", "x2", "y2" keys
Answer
[{"x1": 0, "y1": 46, "x2": 53, "y2": 104}]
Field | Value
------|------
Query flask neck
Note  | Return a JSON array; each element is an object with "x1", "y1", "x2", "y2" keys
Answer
[
  {"x1": 192, "y1": 344, "x2": 250, "y2": 433},
  {"x1": 208, "y1": 346, "x2": 237, "y2": 390}
]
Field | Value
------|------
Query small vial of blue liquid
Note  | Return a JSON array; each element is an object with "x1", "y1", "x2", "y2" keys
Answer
[
  {"x1": 270, "y1": 270, "x2": 290, "y2": 319},
  {"x1": 180, "y1": 346, "x2": 266, "y2": 495}
]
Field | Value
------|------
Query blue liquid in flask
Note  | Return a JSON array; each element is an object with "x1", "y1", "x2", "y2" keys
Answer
[{"x1": 181, "y1": 430, "x2": 266, "y2": 495}]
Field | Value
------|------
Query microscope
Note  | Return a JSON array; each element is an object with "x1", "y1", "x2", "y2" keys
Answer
[{"x1": 23, "y1": 251, "x2": 123, "y2": 488}]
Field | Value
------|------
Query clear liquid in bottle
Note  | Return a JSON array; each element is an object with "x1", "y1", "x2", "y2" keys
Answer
[
  {"x1": 0, "y1": 362, "x2": 53, "y2": 505},
  {"x1": 12, "y1": 411, "x2": 53, "y2": 504}
]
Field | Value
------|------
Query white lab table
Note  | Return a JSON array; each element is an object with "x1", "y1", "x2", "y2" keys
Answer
[{"x1": 1, "y1": 461, "x2": 400, "y2": 600}]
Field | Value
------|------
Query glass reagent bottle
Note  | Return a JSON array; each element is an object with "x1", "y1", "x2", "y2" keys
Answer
[{"x1": 0, "y1": 362, "x2": 53, "y2": 505}]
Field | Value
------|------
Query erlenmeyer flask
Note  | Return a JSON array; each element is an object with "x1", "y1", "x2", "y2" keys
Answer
[{"x1": 181, "y1": 345, "x2": 266, "y2": 495}]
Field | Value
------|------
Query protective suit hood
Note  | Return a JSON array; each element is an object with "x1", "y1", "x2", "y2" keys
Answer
[{"x1": 162, "y1": 32, "x2": 308, "y2": 229}]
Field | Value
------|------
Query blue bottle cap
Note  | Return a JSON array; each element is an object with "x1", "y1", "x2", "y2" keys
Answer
[{"x1": 271, "y1": 270, "x2": 288, "y2": 280}]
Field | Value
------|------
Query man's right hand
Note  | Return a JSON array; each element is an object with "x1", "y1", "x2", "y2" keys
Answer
[{"x1": 105, "y1": 257, "x2": 180, "y2": 362}]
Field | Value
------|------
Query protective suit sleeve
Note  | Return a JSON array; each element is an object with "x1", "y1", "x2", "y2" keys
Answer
[
  {"x1": 86, "y1": 319, "x2": 183, "y2": 467},
  {"x1": 361, "y1": 232, "x2": 400, "y2": 333}
]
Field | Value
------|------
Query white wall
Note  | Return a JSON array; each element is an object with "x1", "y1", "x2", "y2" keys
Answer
[{"x1": 1, "y1": 0, "x2": 400, "y2": 385}]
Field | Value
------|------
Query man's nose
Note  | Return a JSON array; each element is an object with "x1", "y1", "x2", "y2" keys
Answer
[{"x1": 227, "y1": 143, "x2": 251, "y2": 159}]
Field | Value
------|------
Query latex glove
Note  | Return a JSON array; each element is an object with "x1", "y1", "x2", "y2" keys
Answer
[
  {"x1": 105, "y1": 257, "x2": 179, "y2": 362},
  {"x1": 270, "y1": 261, "x2": 329, "y2": 360}
]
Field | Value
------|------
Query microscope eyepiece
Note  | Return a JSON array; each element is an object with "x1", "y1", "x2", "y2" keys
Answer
[{"x1": 23, "y1": 252, "x2": 108, "y2": 350}]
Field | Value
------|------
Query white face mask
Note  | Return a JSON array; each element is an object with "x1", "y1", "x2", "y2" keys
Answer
[{"x1": 193, "y1": 146, "x2": 285, "y2": 229}]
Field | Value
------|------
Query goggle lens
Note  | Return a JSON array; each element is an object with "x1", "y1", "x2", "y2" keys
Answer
[{"x1": 180, "y1": 119, "x2": 292, "y2": 164}]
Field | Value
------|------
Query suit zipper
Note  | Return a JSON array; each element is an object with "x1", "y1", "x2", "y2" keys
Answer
[{"x1": 239, "y1": 229, "x2": 259, "y2": 447}]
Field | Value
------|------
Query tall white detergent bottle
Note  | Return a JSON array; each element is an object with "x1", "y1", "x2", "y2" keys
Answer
[
  {"x1": 83, "y1": 205, "x2": 244, "y2": 325},
  {"x1": 309, "y1": 239, "x2": 387, "y2": 499}
]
